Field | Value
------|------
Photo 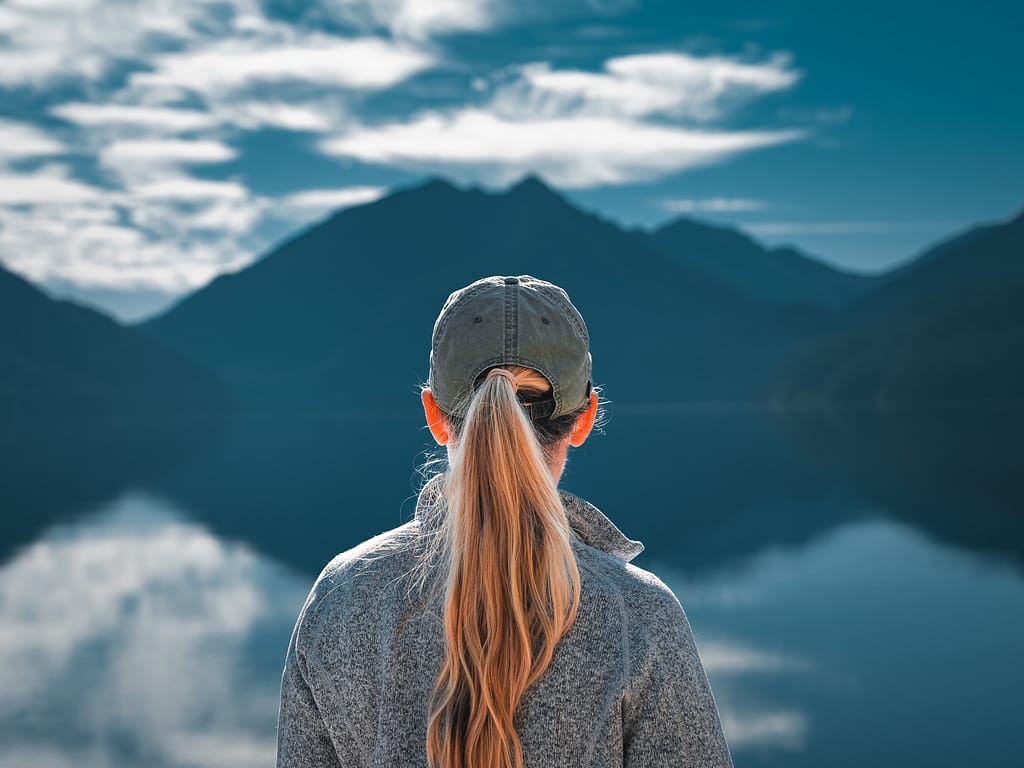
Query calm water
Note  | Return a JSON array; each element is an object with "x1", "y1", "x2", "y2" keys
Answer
[{"x1": 1, "y1": 408, "x2": 1022, "y2": 767}]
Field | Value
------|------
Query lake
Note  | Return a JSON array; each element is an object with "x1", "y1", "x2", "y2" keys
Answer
[{"x1": 1, "y1": 406, "x2": 1021, "y2": 767}]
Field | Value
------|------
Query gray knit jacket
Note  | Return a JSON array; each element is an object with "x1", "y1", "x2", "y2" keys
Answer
[{"x1": 276, "y1": 472, "x2": 734, "y2": 767}]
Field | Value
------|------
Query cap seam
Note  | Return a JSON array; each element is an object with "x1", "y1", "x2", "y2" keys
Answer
[
  {"x1": 504, "y1": 278, "x2": 516, "y2": 360},
  {"x1": 432, "y1": 281, "x2": 496, "y2": 347}
]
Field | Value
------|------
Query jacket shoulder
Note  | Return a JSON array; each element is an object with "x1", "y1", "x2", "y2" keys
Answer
[
  {"x1": 573, "y1": 541, "x2": 684, "y2": 615},
  {"x1": 317, "y1": 519, "x2": 419, "y2": 585},
  {"x1": 620, "y1": 561, "x2": 695, "y2": 648},
  {"x1": 619, "y1": 561, "x2": 688, "y2": 617},
  {"x1": 581, "y1": 554, "x2": 698, "y2": 657},
  {"x1": 295, "y1": 520, "x2": 420, "y2": 642}
]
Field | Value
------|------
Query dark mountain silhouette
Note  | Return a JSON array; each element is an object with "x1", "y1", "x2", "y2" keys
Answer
[
  {"x1": 851, "y1": 209, "x2": 1024, "y2": 318},
  {"x1": 648, "y1": 216, "x2": 878, "y2": 311},
  {"x1": 139, "y1": 174, "x2": 834, "y2": 411},
  {"x1": 0, "y1": 261, "x2": 229, "y2": 427},
  {"x1": 0, "y1": 262, "x2": 231, "y2": 560},
  {"x1": 771, "y1": 208, "x2": 1024, "y2": 411}
]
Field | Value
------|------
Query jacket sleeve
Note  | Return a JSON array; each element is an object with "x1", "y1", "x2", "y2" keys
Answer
[
  {"x1": 276, "y1": 596, "x2": 343, "y2": 768},
  {"x1": 622, "y1": 586, "x2": 733, "y2": 768}
]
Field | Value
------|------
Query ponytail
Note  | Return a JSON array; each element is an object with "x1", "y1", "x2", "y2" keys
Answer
[{"x1": 424, "y1": 365, "x2": 584, "y2": 768}]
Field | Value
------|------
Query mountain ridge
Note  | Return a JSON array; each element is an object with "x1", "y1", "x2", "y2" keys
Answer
[
  {"x1": 769, "y1": 206, "x2": 1024, "y2": 412},
  {"x1": 137, "y1": 174, "x2": 832, "y2": 410},
  {"x1": 136, "y1": 174, "x2": 875, "y2": 326},
  {"x1": 648, "y1": 214, "x2": 876, "y2": 311}
]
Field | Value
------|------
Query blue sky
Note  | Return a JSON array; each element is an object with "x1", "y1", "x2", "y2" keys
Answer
[{"x1": 0, "y1": 0, "x2": 1020, "y2": 321}]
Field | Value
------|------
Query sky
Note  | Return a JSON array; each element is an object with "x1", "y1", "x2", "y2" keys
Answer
[{"x1": 0, "y1": 0, "x2": 1021, "y2": 322}]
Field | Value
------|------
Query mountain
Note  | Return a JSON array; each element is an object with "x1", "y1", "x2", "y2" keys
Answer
[
  {"x1": 0, "y1": 261, "x2": 233, "y2": 559},
  {"x1": 848, "y1": 208, "x2": 1024, "y2": 318},
  {"x1": 139, "y1": 174, "x2": 833, "y2": 412},
  {"x1": 647, "y1": 216, "x2": 878, "y2": 311},
  {"x1": 770, "y1": 208, "x2": 1024, "y2": 412},
  {"x1": 0, "y1": 260, "x2": 230, "y2": 462}
]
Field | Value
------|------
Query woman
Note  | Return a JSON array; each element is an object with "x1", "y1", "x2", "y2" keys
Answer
[{"x1": 277, "y1": 275, "x2": 734, "y2": 768}]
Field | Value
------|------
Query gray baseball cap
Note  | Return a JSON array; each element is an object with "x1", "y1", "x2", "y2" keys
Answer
[{"x1": 428, "y1": 275, "x2": 593, "y2": 419}]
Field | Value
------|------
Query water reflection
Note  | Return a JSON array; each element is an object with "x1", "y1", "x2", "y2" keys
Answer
[
  {"x1": 3, "y1": 406, "x2": 1023, "y2": 767},
  {"x1": 139, "y1": 407, "x2": 872, "y2": 578},
  {"x1": 5, "y1": 407, "x2": 1022, "y2": 582},
  {"x1": 0, "y1": 491, "x2": 307, "y2": 768},
  {"x1": 3, "y1": 490, "x2": 1023, "y2": 767},
  {"x1": 663, "y1": 516, "x2": 1024, "y2": 767}
]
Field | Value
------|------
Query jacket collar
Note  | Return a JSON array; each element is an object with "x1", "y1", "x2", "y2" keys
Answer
[{"x1": 414, "y1": 472, "x2": 645, "y2": 563}]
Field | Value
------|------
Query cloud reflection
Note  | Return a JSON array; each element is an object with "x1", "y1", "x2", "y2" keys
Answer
[
  {"x1": 0, "y1": 491, "x2": 308, "y2": 768},
  {"x1": 693, "y1": 636, "x2": 812, "y2": 752},
  {"x1": 18, "y1": 497, "x2": 1019, "y2": 765}
]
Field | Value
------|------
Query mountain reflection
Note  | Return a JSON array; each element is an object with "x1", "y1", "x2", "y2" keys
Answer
[{"x1": 135, "y1": 406, "x2": 1024, "y2": 581}]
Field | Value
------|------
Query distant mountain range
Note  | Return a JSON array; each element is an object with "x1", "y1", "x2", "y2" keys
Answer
[
  {"x1": 3, "y1": 174, "x2": 1021, "y2": 429},
  {"x1": 647, "y1": 216, "x2": 876, "y2": 311},
  {"x1": 0, "y1": 262, "x2": 228, "y2": 433},
  {"x1": 770, "y1": 209, "x2": 1024, "y2": 412},
  {"x1": 136, "y1": 175, "x2": 851, "y2": 412}
]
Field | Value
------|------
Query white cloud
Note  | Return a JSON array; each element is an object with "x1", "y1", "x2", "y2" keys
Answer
[
  {"x1": 51, "y1": 103, "x2": 217, "y2": 132},
  {"x1": 278, "y1": 185, "x2": 386, "y2": 212},
  {"x1": 100, "y1": 139, "x2": 238, "y2": 166},
  {"x1": 388, "y1": 0, "x2": 492, "y2": 38},
  {"x1": 320, "y1": 0, "x2": 637, "y2": 41},
  {"x1": 319, "y1": 50, "x2": 804, "y2": 188},
  {"x1": 0, "y1": 5, "x2": 19, "y2": 33},
  {"x1": 0, "y1": 209, "x2": 255, "y2": 291},
  {"x1": 0, "y1": 118, "x2": 65, "y2": 159},
  {"x1": 133, "y1": 178, "x2": 249, "y2": 201},
  {"x1": 4, "y1": 1, "x2": 434, "y2": 147},
  {"x1": 180, "y1": 197, "x2": 268, "y2": 234},
  {"x1": 0, "y1": 164, "x2": 100, "y2": 203},
  {"x1": 321, "y1": 0, "x2": 496, "y2": 40},
  {"x1": 130, "y1": 34, "x2": 434, "y2": 95},
  {"x1": 509, "y1": 51, "x2": 799, "y2": 121},
  {"x1": 52, "y1": 95, "x2": 342, "y2": 136},
  {"x1": 0, "y1": 0, "x2": 264, "y2": 87},
  {"x1": 0, "y1": 164, "x2": 264, "y2": 293},
  {"x1": 663, "y1": 197, "x2": 768, "y2": 213},
  {"x1": 322, "y1": 109, "x2": 802, "y2": 188},
  {"x1": 0, "y1": 0, "x2": 446, "y2": 304},
  {"x1": 221, "y1": 101, "x2": 339, "y2": 132}
]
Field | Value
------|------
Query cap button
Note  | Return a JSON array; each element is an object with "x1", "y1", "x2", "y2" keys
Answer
[{"x1": 504, "y1": 276, "x2": 519, "y2": 285}]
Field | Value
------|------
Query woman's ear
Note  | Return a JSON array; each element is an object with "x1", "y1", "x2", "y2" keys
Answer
[
  {"x1": 568, "y1": 389, "x2": 599, "y2": 447},
  {"x1": 421, "y1": 388, "x2": 450, "y2": 445}
]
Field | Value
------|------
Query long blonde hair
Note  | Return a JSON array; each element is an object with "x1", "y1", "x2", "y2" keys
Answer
[{"x1": 423, "y1": 365, "x2": 586, "y2": 768}]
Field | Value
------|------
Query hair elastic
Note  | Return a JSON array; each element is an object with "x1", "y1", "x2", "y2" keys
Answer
[{"x1": 486, "y1": 367, "x2": 519, "y2": 392}]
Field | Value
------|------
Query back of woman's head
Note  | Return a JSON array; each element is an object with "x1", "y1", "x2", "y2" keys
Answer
[{"x1": 419, "y1": 276, "x2": 596, "y2": 768}]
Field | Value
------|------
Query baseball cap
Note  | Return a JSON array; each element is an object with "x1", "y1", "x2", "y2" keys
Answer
[{"x1": 428, "y1": 275, "x2": 593, "y2": 420}]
